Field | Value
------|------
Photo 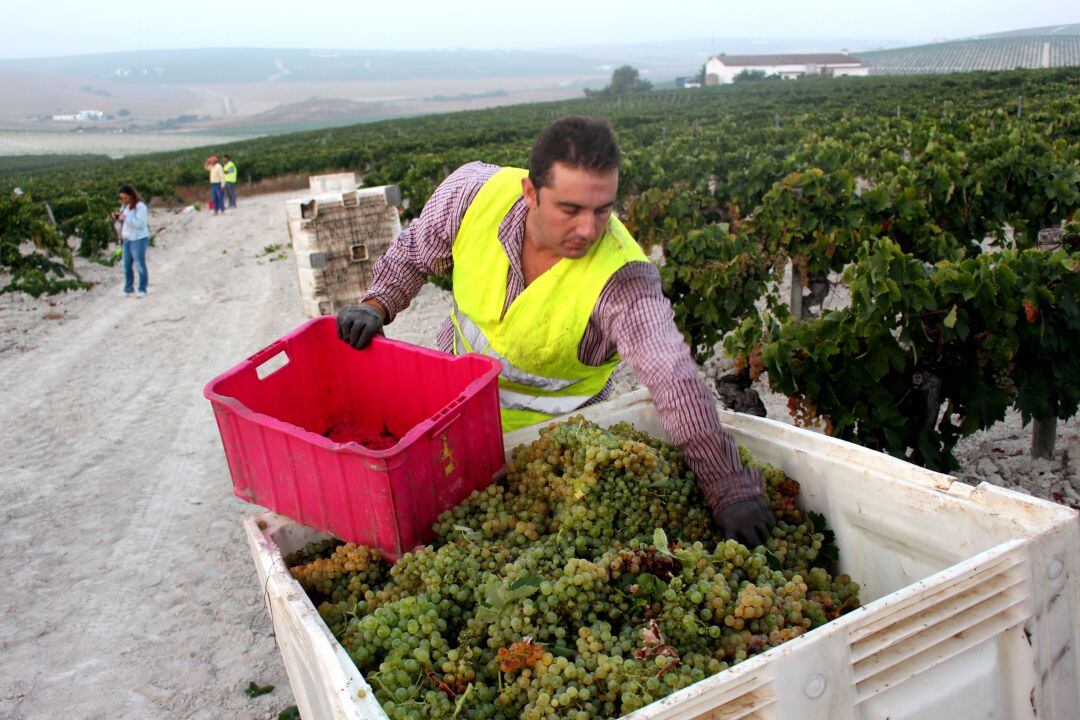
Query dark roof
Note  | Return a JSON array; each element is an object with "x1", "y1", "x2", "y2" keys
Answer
[{"x1": 714, "y1": 53, "x2": 862, "y2": 66}]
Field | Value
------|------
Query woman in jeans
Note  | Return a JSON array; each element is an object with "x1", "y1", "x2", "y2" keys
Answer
[{"x1": 115, "y1": 184, "x2": 150, "y2": 297}]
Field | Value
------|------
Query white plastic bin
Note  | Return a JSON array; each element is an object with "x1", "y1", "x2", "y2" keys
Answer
[
  {"x1": 283, "y1": 186, "x2": 402, "y2": 318},
  {"x1": 245, "y1": 389, "x2": 1080, "y2": 719},
  {"x1": 309, "y1": 172, "x2": 359, "y2": 194}
]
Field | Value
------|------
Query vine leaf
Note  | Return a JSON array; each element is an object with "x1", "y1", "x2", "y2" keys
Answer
[
  {"x1": 475, "y1": 575, "x2": 541, "y2": 624},
  {"x1": 453, "y1": 525, "x2": 480, "y2": 541},
  {"x1": 633, "y1": 619, "x2": 681, "y2": 665},
  {"x1": 244, "y1": 681, "x2": 275, "y2": 698},
  {"x1": 943, "y1": 306, "x2": 957, "y2": 329},
  {"x1": 653, "y1": 528, "x2": 672, "y2": 557}
]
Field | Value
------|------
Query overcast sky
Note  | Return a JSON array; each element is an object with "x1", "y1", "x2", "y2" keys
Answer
[{"x1": 1, "y1": 0, "x2": 1075, "y2": 59}]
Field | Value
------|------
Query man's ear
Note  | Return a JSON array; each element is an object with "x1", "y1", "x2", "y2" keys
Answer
[{"x1": 522, "y1": 176, "x2": 539, "y2": 210}]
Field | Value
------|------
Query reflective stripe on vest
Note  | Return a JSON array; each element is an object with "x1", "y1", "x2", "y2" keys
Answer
[
  {"x1": 449, "y1": 166, "x2": 647, "y2": 431},
  {"x1": 223, "y1": 162, "x2": 238, "y2": 183},
  {"x1": 450, "y1": 301, "x2": 576, "y2": 392}
]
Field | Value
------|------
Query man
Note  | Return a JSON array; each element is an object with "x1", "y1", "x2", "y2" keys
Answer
[
  {"x1": 337, "y1": 116, "x2": 774, "y2": 546},
  {"x1": 222, "y1": 155, "x2": 238, "y2": 209}
]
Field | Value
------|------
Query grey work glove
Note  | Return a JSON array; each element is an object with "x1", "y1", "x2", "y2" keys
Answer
[
  {"x1": 336, "y1": 304, "x2": 384, "y2": 349},
  {"x1": 716, "y1": 497, "x2": 775, "y2": 549}
]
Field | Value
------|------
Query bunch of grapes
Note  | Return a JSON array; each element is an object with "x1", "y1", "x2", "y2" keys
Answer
[
  {"x1": 285, "y1": 417, "x2": 861, "y2": 720},
  {"x1": 289, "y1": 541, "x2": 387, "y2": 603}
]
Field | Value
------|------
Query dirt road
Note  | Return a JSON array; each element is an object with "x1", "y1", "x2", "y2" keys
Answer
[{"x1": 0, "y1": 192, "x2": 393, "y2": 719}]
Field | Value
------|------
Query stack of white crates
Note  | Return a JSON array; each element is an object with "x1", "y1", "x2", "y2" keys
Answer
[{"x1": 285, "y1": 173, "x2": 402, "y2": 318}]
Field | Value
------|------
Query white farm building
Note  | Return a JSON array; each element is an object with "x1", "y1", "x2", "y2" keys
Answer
[
  {"x1": 705, "y1": 53, "x2": 868, "y2": 84},
  {"x1": 51, "y1": 110, "x2": 106, "y2": 122}
]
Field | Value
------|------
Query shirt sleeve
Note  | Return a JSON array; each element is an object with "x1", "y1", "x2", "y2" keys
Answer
[
  {"x1": 597, "y1": 263, "x2": 765, "y2": 510},
  {"x1": 360, "y1": 161, "x2": 499, "y2": 323}
]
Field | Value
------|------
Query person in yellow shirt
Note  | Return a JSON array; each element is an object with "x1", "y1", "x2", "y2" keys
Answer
[{"x1": 222, "y1": 155, "x2": 238, "y2": 208}]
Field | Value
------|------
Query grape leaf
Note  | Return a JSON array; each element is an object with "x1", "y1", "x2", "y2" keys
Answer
[
  {"x1": 475, "y1": 575, "x2": 541, "y2": 624},
  {"x1": 454, "y1": 525, "x2": 480, "y2": 541},
  {"x1": 244, "y1": 681, "x2": 275, "y2": 698},
  {"x1": 653, "y1": 528, "x2": 672, "y2": 556}
]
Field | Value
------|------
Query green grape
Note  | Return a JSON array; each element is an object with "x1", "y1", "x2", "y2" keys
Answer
[{"x1": 288, "y1": 418, "x2": 860, "y2": 719}]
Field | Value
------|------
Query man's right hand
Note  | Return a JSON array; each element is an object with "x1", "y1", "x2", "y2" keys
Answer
[{"x1": 336, "y1": 304, "x2": 384, "y2": 349}]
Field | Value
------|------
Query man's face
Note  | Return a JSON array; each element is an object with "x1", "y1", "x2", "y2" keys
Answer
[{"x1": 523, "y1": 162, "x2": 618, "y2": 259}]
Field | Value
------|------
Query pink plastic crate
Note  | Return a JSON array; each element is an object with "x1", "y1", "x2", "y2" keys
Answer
[{"x1": 203, "y1": 316, "x2": 505, "y2": 560}]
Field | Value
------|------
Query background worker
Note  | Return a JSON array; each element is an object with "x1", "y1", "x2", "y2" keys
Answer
[
  {"x1": 222, "y1": 155, "x2": 238, "y2": 208},
  {"x1": 336, "y1": 115, "x2": 774, "y2": 547},
  {"x1": 205, "y1": 156, "x2": 225, "y2": 214},
  {"x1": 114, "y1": 184, "x2": 150, "y2": 297}
]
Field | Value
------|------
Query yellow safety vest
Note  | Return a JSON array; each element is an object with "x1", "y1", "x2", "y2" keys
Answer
[
  {"x1": 450, "y1": 167, "x2": 647, "y2": 432},
  {"x1": 223, "y1": 161, "x2": 237, "y2": 183}
]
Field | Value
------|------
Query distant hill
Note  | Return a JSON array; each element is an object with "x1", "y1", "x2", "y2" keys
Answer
[
  {"x1": 0, "y1": 41, "x2": 910, "y2": 85},
  {"x1": 859, "y1": 23, "x2": 1080, "y2": 74},
  {"x1": 0, "y1": 48, "x2": 627, "y2": 85},
  {"x1": 0, "y1": 41, "x2": 902, "y2": 135}
]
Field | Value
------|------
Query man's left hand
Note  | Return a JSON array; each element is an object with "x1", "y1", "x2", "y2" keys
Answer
[{"x1": 715, "y1": 497, "x2": 775, "y2": 548}]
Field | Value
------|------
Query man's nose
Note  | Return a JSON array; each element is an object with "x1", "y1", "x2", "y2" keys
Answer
[{"x1": 577, "y1": 214, "x2": 599, "y2": 240}]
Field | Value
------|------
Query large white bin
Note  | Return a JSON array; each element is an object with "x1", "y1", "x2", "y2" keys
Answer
[{"x1": 245, "y1": 389, "x2": 1080, "y2": 719}]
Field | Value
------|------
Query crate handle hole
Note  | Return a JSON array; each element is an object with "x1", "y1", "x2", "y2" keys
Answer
[
  {"x1": 350, "y1": 244, "x2": 369, "y2": 262},
  {"x1": 256, "y1": 351, "x2": 290, "y2": 380}
]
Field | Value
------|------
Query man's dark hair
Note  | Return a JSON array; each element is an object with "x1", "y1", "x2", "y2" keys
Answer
[
  {"x1": 529, "y1": 116, "x2": 620, "y2": 190},
  {"x1": 222, "y1": 154, "x2": 230, "y2": 160}
]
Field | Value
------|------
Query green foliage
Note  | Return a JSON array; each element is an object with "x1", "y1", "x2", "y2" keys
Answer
[
  {"x1": 622, "y1": 181, "x2": 726, "y2": 253},
  {"x1": 751, "y1": 167, "x2": 864, "y2": 279},
  {"x1": 1009, "y1": 250, "x2": 1080, "y2": 424},
  {"x1": 585, "y1": 65, "x2": 653, "y2": 97},
  {"x1": 0, "y1": 154, "x2": 110, "y2": 179},
  {"x1": 244, "y1": 681, "x2": 275, "y2": 698},
  {"x1": 427, "y1": 273, "x2": 453, "y2": 292},
  {"x1": 0, "y1": 192, "x2": 91, "y2": 296},
  {"x1": 733, "y1": 69, "x2": 779, "y2": 83},
  {"x1": 757, "y1": 240, "x2": 1080, "y2": 470},
  {"x1": 660, "y1": 223, "x2": 775, "y2": 361}
]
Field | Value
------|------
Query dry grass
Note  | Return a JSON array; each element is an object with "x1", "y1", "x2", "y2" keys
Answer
[{"x1": 169, "y1": 171, "x2": 318, "y2": 207}]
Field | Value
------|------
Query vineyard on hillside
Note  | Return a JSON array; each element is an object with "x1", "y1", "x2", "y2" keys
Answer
[
  {"x1": 3, "y1": 67, "x2": 1079, "y2": 471},
  {"x1": 859, "y1": 35, "x2": 1080, "y2": 74}
]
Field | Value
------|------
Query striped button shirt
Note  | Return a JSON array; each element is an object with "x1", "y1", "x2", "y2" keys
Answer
[{"x1": 361, "y1": 162, "x2": 763, "y2": 510}]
